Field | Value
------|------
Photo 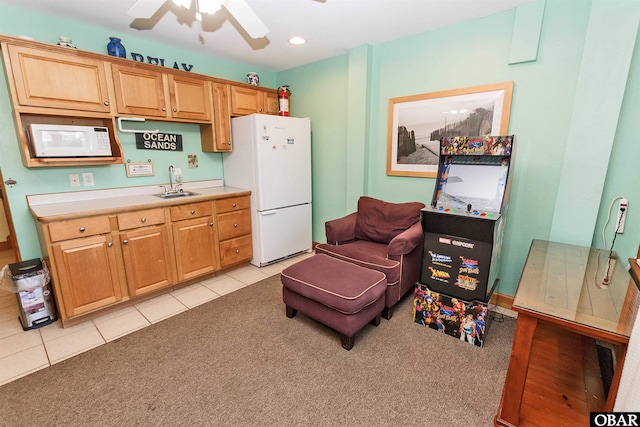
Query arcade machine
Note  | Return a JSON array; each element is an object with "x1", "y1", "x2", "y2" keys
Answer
[{"x1": 414, "y1": 135, "x2": 515, "y2": 347}]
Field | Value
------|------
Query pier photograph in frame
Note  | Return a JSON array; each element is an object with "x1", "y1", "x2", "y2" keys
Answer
[{"x1": 387, "y1": 81, "x2": 513, "y2": 178}]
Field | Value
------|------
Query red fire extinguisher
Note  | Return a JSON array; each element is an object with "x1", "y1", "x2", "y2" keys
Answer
[{"x1": 278, "y1": 85, "x2": 291, "y2": 116}]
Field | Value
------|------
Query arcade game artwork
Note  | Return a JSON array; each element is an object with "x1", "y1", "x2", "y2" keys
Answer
[{"x1": 415, "y1": 135, "x2": 515, "y2": 347}]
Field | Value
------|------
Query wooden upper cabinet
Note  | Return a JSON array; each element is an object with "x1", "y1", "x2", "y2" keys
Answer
[
  {"x1": 230, "y1": 85, "x2": 262, "y2": 115},
  {"x1": 202, "y1": 82, "x2": 232, "y2": 152},
  {"x1": 111, "y1": 63, "x2": 167, "y2": 118},
  {"x1": 230, "y1": 85, "x2": 278, "y2": 116},
  {"x1": 264, "y1": 91, "x2": 279, "y2": 115},
  {"x1": 167, "y1": 74, "x2": 211, "y2": 121},
  {"x1": 5, "y1": 44, "x2": 111, "y2": 113},
  {"x1": 111, "y1": 63, "x2": 211, "y2": 121}
]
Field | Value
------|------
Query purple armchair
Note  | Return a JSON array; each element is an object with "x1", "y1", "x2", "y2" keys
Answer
[{"x1": 315, "y1": 197, "x2": 425, "y2": 319}]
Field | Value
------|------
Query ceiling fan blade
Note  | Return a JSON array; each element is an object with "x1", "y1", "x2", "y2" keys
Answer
[
  {"x1": 223, "y1": 0, "x2": 270, "y2": 39},
  {"x1": 127, "y1": 0, "x2": 168, "y2": 19}
]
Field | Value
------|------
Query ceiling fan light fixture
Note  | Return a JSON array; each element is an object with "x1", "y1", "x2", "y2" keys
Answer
[{"x1": 288, "y1": 36, "x2": 306, "y2": 45}]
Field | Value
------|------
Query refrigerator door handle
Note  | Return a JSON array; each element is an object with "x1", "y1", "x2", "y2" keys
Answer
[{"x1": 260, "y1": 210, "x2": 278, "y2": 216}]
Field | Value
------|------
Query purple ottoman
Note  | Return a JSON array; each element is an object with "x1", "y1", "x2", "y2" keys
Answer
[{"x1": 281, "y1": 254, "x2": 387, "y2": 350}]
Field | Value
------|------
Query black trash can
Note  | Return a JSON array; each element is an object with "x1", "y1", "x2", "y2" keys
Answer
[{"x1": 8, "y1": 259, "x2": 58, "y2": 330}]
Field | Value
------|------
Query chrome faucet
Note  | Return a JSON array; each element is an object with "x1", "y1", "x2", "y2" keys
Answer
[
  {"x1": 168, "y1": 165, "x2": 175, "y2": 192},
  {"x1": 160, "y1": 165, "x2": 179, "y2": 195}
]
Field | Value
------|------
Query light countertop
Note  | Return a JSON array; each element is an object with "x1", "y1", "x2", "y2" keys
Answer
[{"x1": 27, "y1": 180, "x2": 250, "y2": 222}]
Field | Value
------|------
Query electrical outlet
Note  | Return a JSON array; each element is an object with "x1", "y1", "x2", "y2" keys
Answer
[
  {"x1": 616, "y1": 198, "x2": 628, "y2": 233},
  {"x1": 174, "y1": 167, "x2": 182, "y2": 182},
  {"x1": 601, "y1": 257, "x2": 616, "y2": 287},
  {"x1": 69, "y1": 174, "x2": 80, "y2": 187},
  {"x1": 82, "y1": 172, "x2": 95, "y2": 186}
]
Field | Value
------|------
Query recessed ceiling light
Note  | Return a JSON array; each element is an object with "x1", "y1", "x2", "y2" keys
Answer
[{"x1": 288, "y1": 37, "x2": 306, "y2": 45}]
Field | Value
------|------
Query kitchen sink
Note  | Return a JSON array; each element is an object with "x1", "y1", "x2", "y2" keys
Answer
[{"x1": 153, "y1": 191, "x2": 199, "y2": 199}]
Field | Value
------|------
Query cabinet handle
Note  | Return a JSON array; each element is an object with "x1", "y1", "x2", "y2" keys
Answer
[
  {"x1": 209, "y1": 222, "x2": 214, "y2": 227},
  {"x1": 162, "y1": 107, "x2": 166, "y2": 111},
  {"x1": 173, "y1": 108, "x2": 177, "y2": 112},
  {"x1": 232, "y1": 203, "x2": 237, "y2": 207},
  {"x1": 227, "y1": 141, "x2": 232, "y2": 145},
  {"x1": 123, "y1": 239, "x2": 129, "y2": 244},
  {"x1": 108, "y1": 242, "x2": 113, "y2": 247},
  {"x1": 104, "y1": 101, "x2": 110, "y2": 106},
  {"x1": 141, "y1": 218, "x2": 146, "y2": 223},
  {"x1": 191, "y1": 210, "x2": 196, "y2": 214},
  {"x1": 235, "y1": 249, "x2": 240, "y2": 253},
  {"x1": 234, "y1": 223, "x2": 238, "y2": 227},
  {"x1": 79, "y1": 227, "x2": 86, "y2": 232}
]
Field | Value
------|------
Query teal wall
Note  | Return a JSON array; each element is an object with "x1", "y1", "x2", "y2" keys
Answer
[
  {"x1": 277, "y1": 55, "x2": 350, "y2": 241},
  {"x1": 1, "y1": 1, "x2": 638, "y2": 298},
  {"x1": 279, "y1": 0, "x2": 640, "y2": 297},
  {"x1": 0, "y1": 3, "x2": 276, "y2": 259}
]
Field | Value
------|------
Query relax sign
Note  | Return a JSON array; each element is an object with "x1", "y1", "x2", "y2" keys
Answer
[
  {"x1": 135, "y1": 132, "x2": 183, "y2": 151},
  {"x1": 130, "y1": 52, "x2": 193, "y2": 72}
]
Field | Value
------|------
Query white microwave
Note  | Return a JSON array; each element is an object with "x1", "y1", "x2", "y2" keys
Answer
[{"x1": 28, "y1": 124, "x2": 113, "y2": 158}]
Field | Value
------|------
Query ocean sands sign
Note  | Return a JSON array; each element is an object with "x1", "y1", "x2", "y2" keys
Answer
[{"x1": 135, "y1": 132, "x2": 183, "y2": 151}]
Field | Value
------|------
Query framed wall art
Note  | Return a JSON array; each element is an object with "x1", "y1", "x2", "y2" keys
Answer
[{"x1": 387, "y1": 81, "x2": 513, "y2": 178}]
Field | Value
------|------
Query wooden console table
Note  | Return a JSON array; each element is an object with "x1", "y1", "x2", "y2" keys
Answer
[{"x1": 495, "y1": 239, "x2": 639, "y2": 426}]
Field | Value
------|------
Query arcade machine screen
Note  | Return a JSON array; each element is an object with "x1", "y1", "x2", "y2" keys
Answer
[{"x1": 434, "y1": 157, "x2": 508, "y2": 215}]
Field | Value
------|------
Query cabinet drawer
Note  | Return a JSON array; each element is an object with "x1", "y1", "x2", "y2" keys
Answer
[
  {"x1": 217, "y1": 210, "x2": 251, "y2": 241},
  {"x1": 48, "y1": 216, "x2": 111, "y2": 242},
  {"x1": 219, "y1": 235, "x2": 252, "y2": 268},
  {"x1": 117, "y1": 208, "x2": 166, "y2": 230},
  {"x1": 216, "y1": 196, "x2": 250, "y2": 214},
  {"x1": 170, "y1": 202, "x2": 212, "y2": 221}
]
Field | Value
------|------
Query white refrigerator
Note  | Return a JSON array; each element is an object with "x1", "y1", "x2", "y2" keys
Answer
[{"x1": 223, "y1": 114, "x2": 312, "y2": 267}]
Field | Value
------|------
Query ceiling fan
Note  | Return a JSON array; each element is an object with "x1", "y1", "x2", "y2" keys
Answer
[{"x1": 127, "y1": 0, "x2": 270, "y2": 39}]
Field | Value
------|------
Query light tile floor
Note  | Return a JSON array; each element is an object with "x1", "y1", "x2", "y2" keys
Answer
[{"x1": 0, "y1": 252, "x2": 313, "y2": 386}]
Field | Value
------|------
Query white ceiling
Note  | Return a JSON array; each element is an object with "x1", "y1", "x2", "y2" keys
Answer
[{"x1": 1, "y1": 0, "x2": 536, "y2": 72}]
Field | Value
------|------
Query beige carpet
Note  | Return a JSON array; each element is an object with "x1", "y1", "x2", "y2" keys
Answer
[{"x1": 0, "y1": 274, "x2": 516, "y2": 426}]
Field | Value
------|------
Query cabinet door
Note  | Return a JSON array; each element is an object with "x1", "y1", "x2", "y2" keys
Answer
[
  {"x1": 168, "y1": 74, "x2": 211, "y2": 121},
  {"x1": 6, "y1": 45, "x2": 111, "y2": 112},
  {"x1": 210, "y1": 82, "x2": 232, "y2": 151},
  {"x1": 52, "y1": 234, "x2": 122, "y2": 317},
  {"x1": 230, "y1": 85, "x2": 263, "y2": 115},
  {"x1": 120, "y1": 225, "x2": 173, "y2": 297},
  {"x1": 111, "y1": 63, "x2": 167, "y2": 117},
  {"x1": 172, "y1": 216, "x2": 217, "y2": 281},
  {"x1": 264, "y1": 91, "x2": 279, "y2": 115}
]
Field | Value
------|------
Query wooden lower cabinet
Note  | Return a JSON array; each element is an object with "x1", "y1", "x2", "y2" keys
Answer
[
  {"x1": 120, "y1": 225, "x2": 173, "y2": 297},
  {"x1": 51, "y1": 234, "x2": 122, "y2": 317},
  {"x1": 215, "y1": 196, "x2": 252, "y2": 268},
  {"x1": 40, "y1": 193, "x2": 252, "y2": 326},
  {"x1": 219, "y1": 235, "x2": 252, "y2": 268},
  {"x1": 170, "y1": 201, "x2": 219, "y2": 281}
]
